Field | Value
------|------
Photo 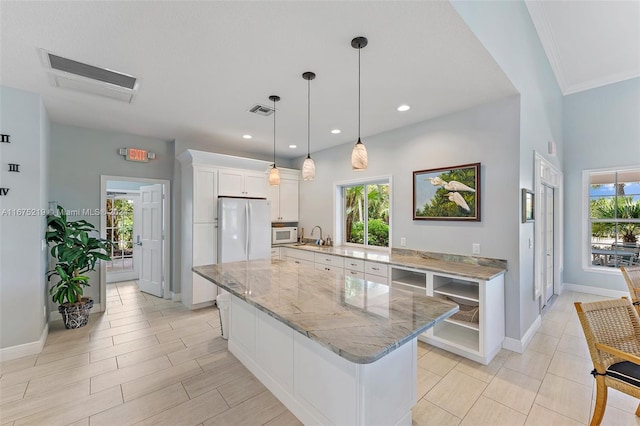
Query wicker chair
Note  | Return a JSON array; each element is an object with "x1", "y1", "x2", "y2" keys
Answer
[
  {"x1": 574, "y1": 298, "x2": 640, "y2": 425},
  {"x1": 622, "y1": 266, "x2": 640, "y2": 307}
]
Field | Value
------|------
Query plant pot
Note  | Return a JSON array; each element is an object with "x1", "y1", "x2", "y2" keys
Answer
[{"x1": 58, "y1": 298, "x2": 94, "y2": 329}]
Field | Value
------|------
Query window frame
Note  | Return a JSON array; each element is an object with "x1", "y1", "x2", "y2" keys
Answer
[
  {"x1": 334, "y1": 175, "x2": 392, "y2": 251},
  {"x1": 582, "y1": 166, "x2": 640, "y2": 274}
]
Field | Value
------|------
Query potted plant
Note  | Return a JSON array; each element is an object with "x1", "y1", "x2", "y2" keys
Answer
[{"x1": 46, "y1": 205, "x2": 112, "y2": 329}]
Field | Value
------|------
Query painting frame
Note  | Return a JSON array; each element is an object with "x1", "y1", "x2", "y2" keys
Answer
[
  {"x1": 522, "y1": 188, "x2": 534, "y2": 223},
  {"x1": 413, "y1": 162, "x2": 481, "y2": 221}
]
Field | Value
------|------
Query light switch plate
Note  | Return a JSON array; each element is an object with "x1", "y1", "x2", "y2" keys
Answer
[
  {"x1": 400, "y1": 237, "x2": 406, "y2": 247},
  {"x1": 472, "y1": 243, "x2": 480, "y2": 254}
]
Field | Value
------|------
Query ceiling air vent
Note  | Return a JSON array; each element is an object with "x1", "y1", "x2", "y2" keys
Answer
[
  {"x1": 40, "y1": 49, "x2": 139, "y2": 103},
  {"x1": 248, "y1": 104, "x2": 275, "y2": 116}
]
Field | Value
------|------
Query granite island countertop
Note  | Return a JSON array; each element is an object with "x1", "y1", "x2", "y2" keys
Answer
[
  {"x1": 193, "y1": 259, "x2": 458, "y2": 364},
  {"x1": 277, "y1": 244, "x2": 507, "y2": 281}
]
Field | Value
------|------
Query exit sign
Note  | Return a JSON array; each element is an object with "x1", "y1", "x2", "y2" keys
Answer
[{"x1": 126, "y1": 148, "x2": 149, "y2": 162}]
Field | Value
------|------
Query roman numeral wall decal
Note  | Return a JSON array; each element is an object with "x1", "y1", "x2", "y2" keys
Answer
[
  {"x1": 0, "y1": 134, "x2": 10, "y2": 143},
  {"x1": 8, "y1": 164, "x2": 19, "y2": 172},
  {"x1": 0, "y1": 188, "x2": 9, "y2": 196}
]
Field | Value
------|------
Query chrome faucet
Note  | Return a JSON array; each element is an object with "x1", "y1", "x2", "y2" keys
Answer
[{"x1": 311, "y1": 225, "x2": 323, "y2": 245}]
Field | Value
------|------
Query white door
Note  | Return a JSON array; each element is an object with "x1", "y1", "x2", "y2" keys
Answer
[
  {"x1": 139, "y1": 184, "x2": 164, "y2": 297},
  {"x1": 542, "y1": 185, "x2": 555, "y2": 305}
]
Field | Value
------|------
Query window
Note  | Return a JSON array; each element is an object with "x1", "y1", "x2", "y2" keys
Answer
[
  {"x1": 105, "y1": 197, "x2": 135, "y2": 273},
  {"x1": 587, "y1": 168, "x2": 640, "y2": 269},
  {"x1": 342, "y1": 180, "x2": 390, "y2": 248}
]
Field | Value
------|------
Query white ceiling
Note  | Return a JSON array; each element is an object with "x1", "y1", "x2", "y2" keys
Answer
[
  {"x1": 1, "y1": 2, "x2": 636, "y2": 161},
  {"x1": 526, "y1": 0, "x2": 640, "y2": 95}
]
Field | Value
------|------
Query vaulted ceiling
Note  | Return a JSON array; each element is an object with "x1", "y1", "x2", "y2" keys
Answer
[{"x1": 1, "y1": 1, "x2": 637, "y2": 160}]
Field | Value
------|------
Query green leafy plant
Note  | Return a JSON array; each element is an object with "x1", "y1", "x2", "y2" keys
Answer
[{"x1": 46, "y1": 205, "x2": 112, "y2": 305}]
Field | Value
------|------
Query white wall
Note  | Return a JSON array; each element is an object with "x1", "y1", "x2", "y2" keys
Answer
[
  {"x1": 451, "y1": 0, "x2": 564, "y2": 339},
  {"x1": 563, "y1": 77, "x2": 640, "y2": 291},
  {"x1": 0, "y1": 86, "x2": 49, "y2": 353},
  {"x1": 49, "y1": 123, "x2": 174, "y2": 305},
  {"x1": 298, "y1": 96, "x2": 522, "y2": 339}
]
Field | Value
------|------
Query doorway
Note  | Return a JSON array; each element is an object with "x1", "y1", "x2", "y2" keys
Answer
[
  {"x1": 99, "y1": 176, "x2": 170, "y2": 312},
  {"x1": 534, "y1": 152, "x2": 563, "y2": 311},
  {"x1": 541, "y1": 184, "x2": 555, "y2": 305}
]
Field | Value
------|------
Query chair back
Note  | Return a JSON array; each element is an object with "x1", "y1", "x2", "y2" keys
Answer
[
  {"x1": 574, "y1": 298, "x2": 640, "y2": 372},
  {"x1": 622, "y1": 266, "x2": 640, "y2": 304}
]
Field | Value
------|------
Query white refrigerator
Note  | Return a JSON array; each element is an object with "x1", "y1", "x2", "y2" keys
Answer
[{"x1": 217, "y1": 197, "x2": 271, "y2": 263}]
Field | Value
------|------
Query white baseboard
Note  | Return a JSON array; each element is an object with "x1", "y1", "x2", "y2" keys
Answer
[
  {"x1": 171, "y1": 292, "x2": 181, "y2": 302},
  {"x1": 49, "y1": 302, "x2": 102, "y2": 322},
  {"x1": 0, "y1": 323, "x2": 48, "y2": 361},
  {"x1": 502, "y1": 315, "x2": 541, "y2": 354},
  {"x1": 562, "y1": 282, "x2": 628, "y2": 299}
]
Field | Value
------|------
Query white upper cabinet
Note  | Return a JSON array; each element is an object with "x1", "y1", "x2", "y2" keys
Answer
[
  {"x1": 219, "y1": 168, "x2": 267, "y2": 198},
  {"x1": 268, "y1": 169, "x2": 299, "y2": 222}
]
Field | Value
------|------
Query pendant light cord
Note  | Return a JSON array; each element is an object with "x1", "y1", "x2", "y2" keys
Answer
[
  {"x1": 307, "y1": 77, "x2": 311, "y2": 157},
  {"x1": 273, "y1": 98, "x2": 276, "y2": 165},
  {"x1": 358, "y1": 45, "x2": 361, "y2": 140}
]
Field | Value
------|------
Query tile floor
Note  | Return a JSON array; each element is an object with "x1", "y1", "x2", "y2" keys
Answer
[{"x1": 0, "y1": 282, "x2": 638, "y2": 425}]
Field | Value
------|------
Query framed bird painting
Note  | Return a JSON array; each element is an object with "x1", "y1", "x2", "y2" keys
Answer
[{"x1": 413, "y1": 163, "x2": 481, "y2": 221}]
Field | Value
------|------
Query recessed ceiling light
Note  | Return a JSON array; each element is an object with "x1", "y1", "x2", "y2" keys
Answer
[
  {"x1": 397, "y1": 105, "x2": 410, "y2": 112},
  {"x1": 289, "y1": 144, "x2": 297, "y2": 149},
  {"x1": 242, "y1": 134, "x2": 252, "y2": 139},
  {"x1": 331, "y1": 129, "x2": 341, "y2": 134}
]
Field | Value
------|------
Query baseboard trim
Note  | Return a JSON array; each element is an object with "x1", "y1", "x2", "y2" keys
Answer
[
  {"x1": 171, "y1": 292, "x2": 181, "y2": 302},
  {"x1": 49, "y1": 302, "x2": 102, "y2": 322},
  {"x1": 562, "y1": 282, "x2": 628, "y2": 298},
  {"x1": 0, "y1": 323, "x2": 48, "y2": 361},
  {"x1": 502, "y1": 315, "x2": 541, "y2": 354}
]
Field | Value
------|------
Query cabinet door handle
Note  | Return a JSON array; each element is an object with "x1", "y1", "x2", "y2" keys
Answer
[
  {"x1": 350, "y1": 263, "x2": 357, "y2": 266},
  {"x1": 325, "y1": 258, "x2": 331, "y2": 262},
  {"x1": 350, "y1": 271, "x2": 357, "y2": 275},
  {"x1": 325, "y1": 267, "x2": 330, "y2": 271},
  {"x1": 294, "y1": 260, "x2": 300, "y2": 264},
  {"x1": 372, "y1": 267, "x2": 380, "y2": 271}
]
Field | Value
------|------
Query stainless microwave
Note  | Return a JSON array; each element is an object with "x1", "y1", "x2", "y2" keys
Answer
[{"x1": 272, "y1": 226, "x2": 297, "y2": 244}]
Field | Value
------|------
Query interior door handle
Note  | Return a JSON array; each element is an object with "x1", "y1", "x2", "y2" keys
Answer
[{"x1": 135, "y1": 235, "x2": 142, "y2": 246}]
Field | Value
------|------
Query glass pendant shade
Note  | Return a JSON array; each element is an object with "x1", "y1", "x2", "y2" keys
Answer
[
  {"x1": 269, "y1": 165, "x2": 280, "y2": 186},
  {"x1": 351, "y1": 138, "x2": 368, "y2": 171},
  {"x1": 302, "y1": 156, "x2": 316, "y2": 181}
]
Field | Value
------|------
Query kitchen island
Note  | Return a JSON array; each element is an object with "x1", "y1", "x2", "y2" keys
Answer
[{"x1": 193, "y1": 259, "x2": 457, "y2": 426}]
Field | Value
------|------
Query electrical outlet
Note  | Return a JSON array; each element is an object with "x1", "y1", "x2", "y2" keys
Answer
[
  {"x1": 400, "y1": 237, "x2": 406, "y2": 247},
  {"x1": 472, "y1": 243, "x2": 480, "y2": 255}
]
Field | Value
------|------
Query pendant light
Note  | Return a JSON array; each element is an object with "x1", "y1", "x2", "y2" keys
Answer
[
  {"x1": 351, "y1": 36, "x2": 368, "y2": 171},
  {"x1": 268, "y1": 95, "x2": 281, "y2": 186},
  {"x1": 301, "y1": 71, "x2": 316, "y2": 181}
]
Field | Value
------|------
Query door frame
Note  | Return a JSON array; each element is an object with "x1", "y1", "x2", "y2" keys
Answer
[
  {"x1": 100, "y1": 176, "x2": 171, "y2": 310},
  {"x1": 533, "y1": 152, "x2": 563, "y2": 305},
  {"x1": 105, "y1": 192, "x2": 140, "y2": 283}
]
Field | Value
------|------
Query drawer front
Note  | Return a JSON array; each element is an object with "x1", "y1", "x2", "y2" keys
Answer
[
  {"x1": 314, "y1": 263, "x2": 343, "y2": 274},
  {"x1": 314, "y1": 253, "x2": 345, "y2": 268},
  {"x1": 345, "y1": 269, "x2": 365, "y2": 279},
  {"x1": 365, "y1": 261, "x2": 388, "y2": 278},
  {"x1": 285, "y1": 257, "x2": 314, "y2": 267},
  {"x1": 270, "y1": 247, "x2": 281, "y2": 259},
  {"x1": 282, "y1": 248, "x2": 315, "y2": 262},
  {"x1": 344, "y1": 258, "x2": 365, "y2": 272}
]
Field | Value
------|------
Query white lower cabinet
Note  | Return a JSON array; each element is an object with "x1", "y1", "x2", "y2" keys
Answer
[
  {"x1": 390, "y1": 265, "x2": 504, "y2": 365},
  {"x1": 270, "y1": 247, "x2": 281, "y2": 260},
  {"x1": 282, "y1": 247, "x2": 315, "y2": 267},
  {"x1": 228, "y1": 294, "x2": 417, "y2": 425}
]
